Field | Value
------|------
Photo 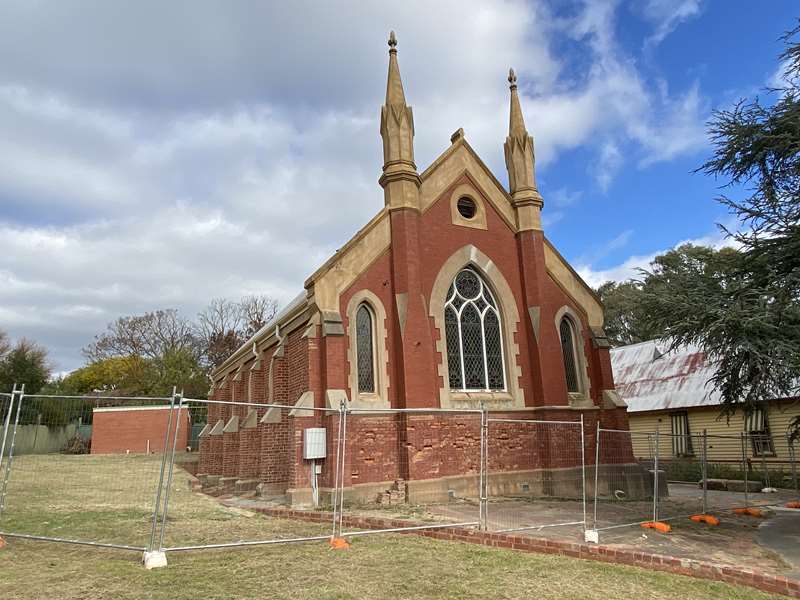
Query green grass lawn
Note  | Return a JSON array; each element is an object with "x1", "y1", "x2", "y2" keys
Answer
[{"x1": 0, "y1": 453, "x2": 788, "y2": 599}]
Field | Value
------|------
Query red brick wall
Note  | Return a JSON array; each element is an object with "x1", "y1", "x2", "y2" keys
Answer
[
  {"x1": 334, "y1": 173, "x2": 614, "y2": 411},
  {"x1": 286, "y1": 330, "x2": 308, "y2": 406},
  {"x1": 343, "y1": 414, "x2": 402, "y2": 486},
  {"x1": 198, "y1": 435, "x2": 212, "y2": 473},
  {"x1": 91, "y1": 407, "x2": 189, "y2": 454},
  {"x1": 404, "y1": 413, "x2": 482, "y2": 480},
  {"x1": 418, "y1": 175, "x2": 534, "y2": 401},
  {"x1": 340, "y1": 251, "x2": 398, "y2": 407},
  {"x1": 205, "y1": 435, "x2": 223, "y2": 475}
]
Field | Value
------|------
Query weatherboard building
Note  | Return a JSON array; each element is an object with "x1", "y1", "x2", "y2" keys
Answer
[{"x1": 197, "y1": 33, "x2": 634, "y2": 505}]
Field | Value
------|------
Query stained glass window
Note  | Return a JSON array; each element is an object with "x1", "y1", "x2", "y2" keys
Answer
[
  {"x1": 559, "y1": 317, "x2": 580, "y2": 393},
  {"x1": 356, "y1": 304, "x2": 375, "y2": 394},
  {"x1": 444, "y1": 267, "x2": 506, "y2": 391}
]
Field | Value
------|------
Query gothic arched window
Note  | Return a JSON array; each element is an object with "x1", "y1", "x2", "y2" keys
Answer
[
  {"x1": 444, "y1": 267, "x2": 506, "y2": 391},
  {"x1": 559, "y1": 317, "x2": 580, "y2": 393},
  {"x1": 356, "y1": 304, "x2": 375, "y2": 393}
]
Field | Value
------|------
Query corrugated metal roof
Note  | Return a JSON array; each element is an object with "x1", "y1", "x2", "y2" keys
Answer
[{"x1": 610, "y1": 339, "x2": 721, "y2": 413}]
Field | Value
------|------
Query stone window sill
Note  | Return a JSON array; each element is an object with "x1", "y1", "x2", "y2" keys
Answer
[
  {"x1": 568, "y1": 392, "x2": 594, "y2": 408},
  {"x1": 349, "y1": 393, "x2": 390, "y2": 412}
]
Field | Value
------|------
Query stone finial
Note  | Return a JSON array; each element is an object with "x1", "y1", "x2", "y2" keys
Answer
[
  {"x1": 388, "y1": 30, "x2": 397, "y2": 50},
  {"x1": 508, "y1": 68, "x2": 517, "y2": 88}
]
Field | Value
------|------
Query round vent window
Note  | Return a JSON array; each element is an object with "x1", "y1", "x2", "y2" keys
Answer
[{"x1": 457, "y1": 197, "x2": 477, "y2": 219}]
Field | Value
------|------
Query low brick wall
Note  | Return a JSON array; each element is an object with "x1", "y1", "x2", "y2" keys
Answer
[
  {"x1": 91, "y1": 406, "x2": 189, "y2": 454},
  {"x1": 235, "y1": 502, "x2": 800, "y2": 598}
]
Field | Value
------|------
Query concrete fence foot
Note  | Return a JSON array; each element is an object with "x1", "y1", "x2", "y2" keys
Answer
[{"x1": 142, "y1": 550, "x2": 168, "y2": 569}]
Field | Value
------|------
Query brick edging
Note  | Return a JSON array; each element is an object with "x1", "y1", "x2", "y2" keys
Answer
[{"x1": 235, "y1": 503, "x2": 800, "y2": 598}]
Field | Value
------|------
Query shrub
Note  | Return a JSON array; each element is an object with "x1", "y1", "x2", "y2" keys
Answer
[{"x1": 61, "y1": 434, "x2": 91, "y2": 455}]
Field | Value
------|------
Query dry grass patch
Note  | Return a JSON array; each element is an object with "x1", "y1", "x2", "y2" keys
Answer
[{"x1": 0, "y1": 453, "x2": 789, "y2": 599}]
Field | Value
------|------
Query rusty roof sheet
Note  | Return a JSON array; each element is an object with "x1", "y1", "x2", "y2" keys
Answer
[{"x1": 610, "y1": 339, "x2": 720, "y2": 413}]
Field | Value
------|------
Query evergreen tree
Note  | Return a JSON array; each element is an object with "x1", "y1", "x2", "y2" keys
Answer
[
  {"x1": 643, "y1": 24, "x2": 800, "y2": 438},
  {"x1": 0, "y1": 339, "x2": 50, "y2": 394}
]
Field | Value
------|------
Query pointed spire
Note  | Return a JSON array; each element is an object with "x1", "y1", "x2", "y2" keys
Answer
[
  {"x1": 379, "y1": 30, "x2": 420, "y2": 203},
  {"x1": 504, "y1": 68, "x2": 544, "y2": 228},
  {"x1": 385, "y1": 30, "x2": 407, "y2": 107},
  {"x1": 508, "y1": 68, "x2": 527, "y2": 139}
]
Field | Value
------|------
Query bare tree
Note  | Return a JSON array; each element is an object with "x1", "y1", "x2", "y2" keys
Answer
[
  {"x1": 84, "y1": 309, "x2": 197, "y2": 362},
  {"x1": 240, "y1": 295, "x2": 279, "y2": 337},
  {"x1": 194, "y1": 295, "x2": 280, "y2": 368},
  {"x1": 195, "y1": 298, "x2": 243, "y2": 369},
  {"x1": 82, "y1": 295, "x2": 281, "y2": 374}
]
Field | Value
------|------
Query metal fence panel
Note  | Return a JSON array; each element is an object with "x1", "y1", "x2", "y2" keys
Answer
[
  {"x1": 708, "y1": 433, "x2": 797, "y2": 512},
  {"x1": 337, "y1": 408, "x2": 483, "y2": 539},
  {"x1": 4, "y1": 385, "x2": 797, "y2": 559},
  {"x1": 650, "y1": 432, "x2": 706, "y2": 524},
  {"x1": 0, "y1": 392, "x2": 177, "y2": 552},
  {"x1": 158, "y1": 398, "x2": 337, "y2": 552},
  {"x1": 592, "y1": 428, "x2": 658, "y2": 532},
  {"x1": 485, "y1": 418, "x2": 586, "y2": 535}
]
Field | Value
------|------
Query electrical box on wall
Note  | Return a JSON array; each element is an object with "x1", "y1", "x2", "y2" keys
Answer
[{"x1": 303, "y1": 428, "x2": 327, "y2": 460}]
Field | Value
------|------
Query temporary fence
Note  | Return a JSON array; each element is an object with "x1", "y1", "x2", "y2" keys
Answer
[
  {"x1": 1, "y1": 383, "x2": 798, "y2": 565},
  {"x1": 159, "y1": 397, "x2": 339, "y2": 553},
  {"x1": 485, "y1": 417, "x2": 586, "y2": 535},
  {"x1": 591, "y1": 428, "x2": 659, "y2": 534},
  {"x1": 588, "y1": 428, "x2": 800, "y2": 543},
  {"x1": 334, "y1": 407, "x2": 484, "y2": 540},
  {"x1": 0, "y1": 386, "x2": 180, "y2": 552}
]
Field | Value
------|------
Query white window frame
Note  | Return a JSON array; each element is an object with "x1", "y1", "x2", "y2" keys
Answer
[
  {"x1": 746, "y1": 407, "x2": 776, "y2": 457},
  {"x1": 670, "y1": 411, "x2": 694, "y2": 457},
  {"x1": 444, "y1": 267, "x2": 507, "y2": 393}
]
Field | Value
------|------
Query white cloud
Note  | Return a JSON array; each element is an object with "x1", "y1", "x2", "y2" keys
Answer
[
  {"x1": 575, "y1": 228, "x2": 735, "y2": 288},
  {"x1": 634, "y1": 81, "x2": 708, "y2": 166},
  {"x1": 0, "y1": 0, "x2": 715, "y2": 370},
  {"x1": 592, "y1": 142, "x2": 623, "y2": 192},
  {"x1": 639, "y1": 0, "x2": 703, "y2": 50}
]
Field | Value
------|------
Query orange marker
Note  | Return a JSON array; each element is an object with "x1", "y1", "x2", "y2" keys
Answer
[
  {"x1": 329, "y1": 537, "x2": 351, "y2": 550},
  {"x1": 690, "y1": 514, "x2": 720, "y2": 525},
  {"x1": 641, "y1": 521, "x2": 671, "y2": 533},
  {"x1": 734, "y1": 507, "x2": 765, "y2": 517}
]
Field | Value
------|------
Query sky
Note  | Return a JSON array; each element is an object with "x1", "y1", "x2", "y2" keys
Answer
[{"x1": 0, "y1": 1, "x2": 796, "y2": 373}]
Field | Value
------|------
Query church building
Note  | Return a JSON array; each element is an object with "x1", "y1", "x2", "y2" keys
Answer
[{"x1": 197, "y1": 33, "x2": 633, "y2": 505}]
